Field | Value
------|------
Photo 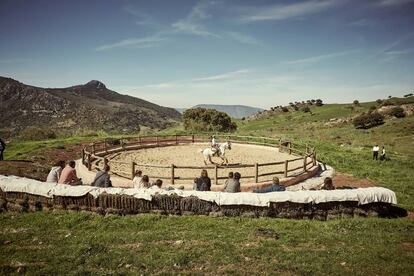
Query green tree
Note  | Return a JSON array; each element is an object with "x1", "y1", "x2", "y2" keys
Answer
[{"x1": 183, "y1": 108, "x2": 237, "y2": 132}]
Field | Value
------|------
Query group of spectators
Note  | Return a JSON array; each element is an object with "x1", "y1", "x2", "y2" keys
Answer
[
  {"x1": 132, "y1": 170, "x2": 163, "y2": 190},
  {"x1": 46, "y1": 161, "x2": 335, "y2": 192},
  {"x1": 46, "y1": 160, "x2": 111, "y2": 188}
]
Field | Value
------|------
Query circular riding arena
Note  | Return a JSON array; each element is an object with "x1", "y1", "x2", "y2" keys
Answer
[{"x1": 81, "y1": 135, "x2": 319, "y2": 191}]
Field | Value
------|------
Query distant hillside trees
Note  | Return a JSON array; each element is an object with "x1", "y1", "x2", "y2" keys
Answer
[
  {"x1": 183, "y1": 108, "x2": 237, "y2": 132},
  {"x1": 353, "y1": 112, "x2": 384, "y2": 129},
  {"x1": 315, "y1": 99, "x2": 323, "y2": 106},
  {"x1": 404, "y1": 93, "x2": 413, "y2": 98}
]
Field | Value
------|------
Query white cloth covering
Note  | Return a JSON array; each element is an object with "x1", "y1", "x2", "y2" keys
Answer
[{"x1": 0, "y1": 175, "x2": 397, "y2": 206}]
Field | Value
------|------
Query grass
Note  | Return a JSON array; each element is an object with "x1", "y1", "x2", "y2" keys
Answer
[{"x1": 1, "y1": 212, "x2": 413, "y2": 275}]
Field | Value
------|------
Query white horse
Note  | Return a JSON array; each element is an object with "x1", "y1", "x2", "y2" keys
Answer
[{"x1": 201, "y1": 141, "x2": 232, "y2": 165}]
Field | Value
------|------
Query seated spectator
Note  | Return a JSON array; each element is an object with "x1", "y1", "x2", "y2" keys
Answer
[
  {"x1": 224, "y1": 172, "x2": 234, "y2": 187},
  {"x1": 195, "y1": 169, "x2": 211, "y2": 191},
  {"x1": 150, "y1": 179, "x2": 163, "y2": 191},
  {"x1": 253, "y1": 177, "x2": 286, "y2": 193},
  {"x1": 132, "y1": 170, "x2": 143, "y2": 188},
  {"x1": 91, "y1": 165, "x2": 112, "y2": 188},
  {"x1": 58, "y1": 160, "x2": 82, "y2": 185},
  {"x1": 46, "y1": 160, "x2": 65, "y2": 183},
  {"x1": 224, "y1": 172, "x2": 241, "y2": 193},
  {"x1": 321, "y1": 177, "x2": 334, "y2": 190},
  {"x1": 140, "y1": 175, "x2": 150, "y2": 189}
]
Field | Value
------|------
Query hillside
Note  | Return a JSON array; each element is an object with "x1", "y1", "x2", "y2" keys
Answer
[
  {"x1": 177, "y1": 104, "x2": 263, "y2": 119},
  {"x1": 0, "y1": 77, "x2": 181, "y2": 136}
]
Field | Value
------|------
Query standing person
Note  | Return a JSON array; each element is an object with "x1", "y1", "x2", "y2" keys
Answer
[
  {"x1": 195, "y1": 169, "x2": 211, "y2": 191},
  {"x1": 381, "y1": 146, "x2": 386, "y2": 161},
  {"x1": 372, "y1": 144, "x2": 379, "y2": 160},
  {"x1": 91, "y1": 165, "x2": 112, "y2": 187},
  {"x1": 58, "y1": 160, "x2": 82, "y2": 185},
  {"x1": 0, "y1": 138, "x2": 5, "y2": 161},
  {"x1": 46, "y1": 160, "x2": 66, "y2": 183},
  {"x1": 224, "y1": 172, "x2": 241, "y2": 193},
  {"x1": 132, "y1": 170, "x2": 143, "y2": 188}
]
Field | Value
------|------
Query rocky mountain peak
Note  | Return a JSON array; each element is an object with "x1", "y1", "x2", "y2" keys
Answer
[{"x1": 85, "y1": 80, "x2": 106, "y2": 89}]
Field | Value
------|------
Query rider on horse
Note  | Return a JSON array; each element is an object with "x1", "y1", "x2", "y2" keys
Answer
[{"x1": 211, "y1": 135, "x2": 220, "y2": 156}]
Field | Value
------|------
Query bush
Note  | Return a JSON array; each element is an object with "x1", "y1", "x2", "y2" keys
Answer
[
  {"x1": 353, "y1": 100, "x2": 360, "y2": 106},
  {"x1": 183, "y1": 108, "x2": 237, "y2": 132},
  {"x1": 387, "y1": 106, "x2": 405, "y2": 118},
  {"x1": 301, "y1": 106, "x2": 311, "y2": 113},
  {"x1": 315, "y1": 99, "x2": 323, "y2": 106},
  {"x1": 353, "y1": 112, "x2": 384, "y2": 129},
  {"x1": 369, "y1": 105, "x2": 377, "y2": 112},
  {"x1": 404, "y1": 93, "x2": 413, "y2": 98},
  {"x1": 376, "y1": 99, "x2": 383, "y2": 104},
  {"x1": 19, "y1": 127, "x2": 56, "y2": 141},
  {"x1": 281, "y1": 107, "x2": 289, "y2": 112}
]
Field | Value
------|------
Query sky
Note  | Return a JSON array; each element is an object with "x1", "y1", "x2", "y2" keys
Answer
[{"x1": 1, "y1": 0, "x2": 414, "y2": 109}]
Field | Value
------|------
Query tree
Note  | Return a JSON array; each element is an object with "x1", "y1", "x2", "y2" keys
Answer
[
  {"x1": 376, "y1": 99, "x2": 383, "y2": 104},
  {"x1": 353, "y1": 100, "x2": 360, "y2": 106},
  {"x1": 353, "y1": 112, "x2": 384, "y2": 129},
  {"x1": 315, "y1": 99, "x2": 323, "y2": 106},
  {"x1": 301, "y1": 106, "x2": 311, "y2": 113},
  {"x1": 183, "y1": 108, "x2": 237, "y2": 132},
  {"x1": 281, "y1": 107, "x2": 289, "y2": 112},
  {"x1": 404, "y1": 93, "x2": 413, "y2": 98}
]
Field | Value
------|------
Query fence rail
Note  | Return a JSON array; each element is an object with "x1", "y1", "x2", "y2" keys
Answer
[{"x1": 82, "y1": 134, "x2": 317, "y2": 185}]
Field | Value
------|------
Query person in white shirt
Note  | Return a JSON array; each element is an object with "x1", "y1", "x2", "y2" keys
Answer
[
  {"x1": 372, "y1": 145, "x2": 379, "y2": 160},
  {"x1": 46, "y1": 160, "x2": 65, "y2": 183},
  {"x1": 133, "y1": 170, "x2": 150, "y2": 188},
  {"x1": 211, "y1": 135, "x2": 219, "y2": 155}
]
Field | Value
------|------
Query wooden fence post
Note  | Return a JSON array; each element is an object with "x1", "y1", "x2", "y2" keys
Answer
[
  {"x1": 92, "y1": 143, "x2": 95, "y2": 155},
  {"x1": 214, "y1": 164, "x2": 218, "y2": 185},
  {"x1": 131, "y1": 161, "x2": 136, "y2": 180},
  {"x1": 171, "y1": 164, "x2": 175, "y2": 185},
  {"x1": 303, "y1": 156, "x2": 307, "y2": 172},
  {"x1": 82, "y1": 148, "x2": 85, "y2": 165},
  {"x1": 313, "y1": 151, "x2": 317, "y2": 166},
  {"x1": 254, "y1": 163, "x2": 259, "y2": 183},
  {"x1": 192, "y1": 135, "x2": 195, "y2": 143},
  {"x1": 288, "y1": 142, "x2": 292, "y2": 155},
  {"x1": 156, "y1": 136, "x2": 159, "y2": 146},
  {"x1": 175, "y1": 135, "x2": 178, "y2": 145},
  {"x1": 87, "y1": 154, "x2": 92, "y2": 171},
  {"x1": 284, "y1": 160, "x2": 288, "y2": 178},
  {"x1": 104, "y1": 140, "x2": 107, "y2": 153}
]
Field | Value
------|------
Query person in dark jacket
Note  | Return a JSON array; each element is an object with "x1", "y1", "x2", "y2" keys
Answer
[
  {"x1": 253, "y1": 177, "x2": 285, "y2": 193},
  {"x1": 91, "y1": 165, "x2": 112, "y2": 188},
  {"x1": 195, "y1": 169, "x2": 211, "y2": 191},
  {"x1": 321, "y1": 177, "x2": 334, "y2": 190},
  {"x1": 0, "y1": 138, "x2": 5, "y2": 161}
]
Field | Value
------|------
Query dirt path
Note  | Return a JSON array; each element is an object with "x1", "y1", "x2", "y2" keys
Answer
[{"x1": 333, "y1": 173, "x2": 376, "y2": 189}]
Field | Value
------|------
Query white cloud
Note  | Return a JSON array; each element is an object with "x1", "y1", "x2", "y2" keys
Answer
[
  {"x1": 171, "y1": 1, "x2": 220, "y2": 37},
  {"x1": 192, "y1": 69, "x2": 251, "y2": 82},
  {"x1": 240, "y1": 0, "x2": 340, "y2": 23},
  {"x1": 95, "y1": 36, "x2": 165, "y2": 51},
  {"x1": 285, "y1": 50, "x2": 355, "y2": 65},
  {"x1": 349, "y1": 18, "x2": 374, "y2": 27},
  {"x1": 378, "y1": 0, "x2": 414, "y2": 6}
]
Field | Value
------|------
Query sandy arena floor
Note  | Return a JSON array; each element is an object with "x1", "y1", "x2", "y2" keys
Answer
[{"x1": 109, "y1": 143, "x2": 310, "y2": 185}]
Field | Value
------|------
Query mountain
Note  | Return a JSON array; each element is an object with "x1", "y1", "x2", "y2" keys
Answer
[
  {"x1": 0, "y1": 77, "x2": 181, "y2": 135},
  {"x1": 182, "y1": 104, "x2": 264, "y2": 119}
]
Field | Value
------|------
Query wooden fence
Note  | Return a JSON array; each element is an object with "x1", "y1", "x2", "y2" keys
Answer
[{"x1": 82, "y1": 135, "x2": 317, "y2": 185}]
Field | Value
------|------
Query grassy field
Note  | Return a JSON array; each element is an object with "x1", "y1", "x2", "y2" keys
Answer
[
  {"x1": 1, "y1": 98, "x2": 414, "y2": 274},
  {"x1": 1, "y1": 212, "x2": 413, "y2": 275}
]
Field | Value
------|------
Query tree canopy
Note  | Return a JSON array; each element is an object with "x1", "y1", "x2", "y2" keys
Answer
[{"x1": 183, "y1": 108, "x2": 237, "y2": 132}]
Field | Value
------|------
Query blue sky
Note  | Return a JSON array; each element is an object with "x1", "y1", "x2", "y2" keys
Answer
[{"x1": 1, "y1": 0, "x2": 414, "y2": 108}]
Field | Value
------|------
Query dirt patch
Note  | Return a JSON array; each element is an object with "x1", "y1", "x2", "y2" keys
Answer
[
  {"x1": 401, "y1": 242, "x2": 414, "y2": 250},
  {"x1": 333, "y1": 173, "x2": 376, "y2": 189}
]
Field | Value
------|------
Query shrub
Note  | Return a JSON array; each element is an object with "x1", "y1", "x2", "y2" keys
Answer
[
  {"x1": 301, "y1": 106, "x2": 311, "y2": 113},
  {"x1": 19, "y1": 127, "x2": 56, "y2": 141},
  {"x1": 183, "y1": 108, "x2": 237, "y2": 132},
  {"x1": 404, "y1": 93, "x2": 413, "y2": 98},
  {"x1": 315, "y1": 99, "x2": 323, "y2": 106},
  {"x1": 353, "y1": 112, "x2": 384, "y2": 129},
  {"x1": 381, "y1": 100, "x2": 394, "y2": 106},
  {"x1": 376, "y1": 99, "x2": 383, "y2": 104},
  {"x1": 369, "y1": 105, "x2": 377, "y2": 112},
  {"x1": 387, "y1": 106, "x2": 405, "y2": 118},
  {"x1": 353, "y1": 100, "x2": 360, "y2": 106},
  {"x1": 281, "y1": 107, "x2": 289, "y2": 112}
]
